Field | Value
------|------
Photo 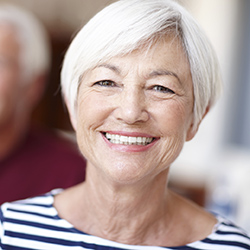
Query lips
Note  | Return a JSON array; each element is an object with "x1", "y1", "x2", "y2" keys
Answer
[{"x1": 104, "y1": 132, "x2": 155, "y2": 145}]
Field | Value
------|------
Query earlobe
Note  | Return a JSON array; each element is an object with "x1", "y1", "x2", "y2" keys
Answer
[
  {"x1": 186, "y1": 123, "x2": 197, "y2": 142},
  {"x1": 185, "y1": 105, "x2": 210, "y2": 142}
]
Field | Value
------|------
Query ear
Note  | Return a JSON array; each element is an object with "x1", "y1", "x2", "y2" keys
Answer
[
  {"x1": 64, "y1": 97, "x2": 77, "y2": 131},
  {"x1": 186, "y1": 105, "x2": 210, "y2": 142}
]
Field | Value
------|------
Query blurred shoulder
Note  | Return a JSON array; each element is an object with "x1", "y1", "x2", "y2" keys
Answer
[
  {"x1": 27, "y1": 127, "x2": 85, "y2": 163},
  {"x1": 29, "y1": 127, "x2": 78, "y2": 151}
]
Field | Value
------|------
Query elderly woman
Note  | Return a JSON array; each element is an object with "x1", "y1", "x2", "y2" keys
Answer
[{"x1": 1, "y1": 0, "x2": 250, "y2": 249}]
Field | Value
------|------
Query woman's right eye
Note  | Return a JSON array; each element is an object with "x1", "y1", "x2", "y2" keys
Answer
[{"x1": 93, "y1": 80, "x2": 116, "y2": 87}]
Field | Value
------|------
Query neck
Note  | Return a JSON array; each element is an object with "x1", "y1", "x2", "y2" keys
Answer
[{"x1": 59, "y1": 163, "x2": 174, "y2": 245}]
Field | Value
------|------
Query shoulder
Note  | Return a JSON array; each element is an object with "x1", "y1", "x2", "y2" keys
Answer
[
  {"x1": 170, "y1": 192, "x2": 250, "y2": 249},
  {"x1": 29, "y1": 127, "x2": 79, "y2": 153},
  {"x1": 200, "y1": 215, "x2": 250, "y2": 249},
  {"x1": 0, "y1": 192, "x2": 55, "y2": 247},
  {"x1": 0, "y1": 189, "x2": 64, "y2": 223},
  {"x1": 0, "y1": 190, "x2": 58, "y2": 221},
  {"x1": 26, "y1": 127, "x2": 86, "y2": 167},
  {"x1": 0, "y1": 190, "x2": 76, "y2": 249}
]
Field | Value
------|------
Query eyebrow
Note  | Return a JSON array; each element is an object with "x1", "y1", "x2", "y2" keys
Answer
[
  {"x1": 149, "y1": 70, "x2": 182, "y2": 85},
  {"x1": 96, "y1": 64, "x2": 182, "y2": 85},
  {"x1": 96, "y1": 63, "x2": 121, "y2": 74}
]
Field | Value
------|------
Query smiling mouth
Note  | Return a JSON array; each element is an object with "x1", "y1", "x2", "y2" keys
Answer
[{"x1": 104, "y1": 132, "x2": 155, "y2": 146}]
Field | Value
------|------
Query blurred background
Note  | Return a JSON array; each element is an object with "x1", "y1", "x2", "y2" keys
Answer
[{"x1": 0, "y1": 0, "x2": 249, "y2": 232}]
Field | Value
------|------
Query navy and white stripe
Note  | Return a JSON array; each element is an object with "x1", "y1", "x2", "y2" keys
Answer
[{"x1": 1, "y1": 190, "x2": 250, "y2": 250}]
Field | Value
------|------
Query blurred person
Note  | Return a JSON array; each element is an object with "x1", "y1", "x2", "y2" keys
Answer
[
  {"x1": 1, "y1": 0, "x2": 250, "y2": 249},
  {"x1": 0, "y1": 4, "x2": 86, "y2": 204}
]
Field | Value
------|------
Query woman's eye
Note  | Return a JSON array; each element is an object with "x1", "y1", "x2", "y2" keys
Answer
[
  {"x1": 152, "y1": 85, "x2": 175, "y2": 94},
  {"x1": 94, "y1": 80, "x2": 116, "y2": 87}
]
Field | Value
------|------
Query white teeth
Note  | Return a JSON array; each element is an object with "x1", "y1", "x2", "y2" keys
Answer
[
  {"x1": 105, "y1": 133, "x2": 154, "y2": 145},
  {"x1": 129, "y1": 137, "x2": 136, "y2": 144}
]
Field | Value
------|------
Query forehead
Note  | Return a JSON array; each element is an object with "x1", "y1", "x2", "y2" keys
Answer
[
  {"x1": 91, "y1": 35, "x2": 191, "y2": 82},
  {"x1": 0, "y1": 23, "x2": 20, "y2": 53}
]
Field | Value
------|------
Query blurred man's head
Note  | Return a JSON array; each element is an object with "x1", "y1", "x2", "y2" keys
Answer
[{"x1": 0, "y1": 4, "x2": 50, "y2": 129}]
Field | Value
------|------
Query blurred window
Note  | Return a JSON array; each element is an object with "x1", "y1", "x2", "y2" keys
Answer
[{"x1": 228, "y1": 0, "x2": 250, "y2": 149}]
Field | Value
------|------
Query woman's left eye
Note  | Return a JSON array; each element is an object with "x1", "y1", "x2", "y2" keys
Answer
[
  {"x1": 93, "y1": 80, "x2": 116, "y2": 87},
  {"x1": 152, "y1": 85, "x2": 175, "y2": 94}
]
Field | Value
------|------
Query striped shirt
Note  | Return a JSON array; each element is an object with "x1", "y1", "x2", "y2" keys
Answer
[{"x1": 1, "y1": 189, "x2": 250, "y2": 250}]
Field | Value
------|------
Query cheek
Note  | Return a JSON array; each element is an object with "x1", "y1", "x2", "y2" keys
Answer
[
  {"x1": 153, "y1": 100, "x2": 193, "y2": 161},
  {"x1": 156, "y1": 100, "x2": 193, "y2": 135},
  {"x1": 0, "y1": 66, "x2": 24, "y2": 101},
  {"x1": 157, "y1": 135, "x2": 185, "y2": 168},
  {"x1": 156, "y1": 108, "x2": 192, "y2": 168},
  {"x1": 0, "y1": 79, "x2": 13, "y2": 99},
  {"x1": 77, "y1": 92, "x2": 109, "y2": 129},
  {"x1": 76, "y1": 92, "x2": 111, "y2": 153},
  {"x1": 0, "y1": 81, "x2": 21, "y2": 117}
]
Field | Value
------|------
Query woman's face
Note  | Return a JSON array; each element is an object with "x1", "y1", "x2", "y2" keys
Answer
[{"x1": 75, "y1": 36, "x2": 196, "y2": 185}]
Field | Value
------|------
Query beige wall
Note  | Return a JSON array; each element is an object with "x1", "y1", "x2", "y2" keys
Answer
[{"x1": 0, "y1": 0, "x2": 116, "y2": 37}]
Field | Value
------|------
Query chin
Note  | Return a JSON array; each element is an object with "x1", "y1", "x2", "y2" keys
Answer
[{"x1": 102, "y1": 161, "x2": 153, "y2": 186}]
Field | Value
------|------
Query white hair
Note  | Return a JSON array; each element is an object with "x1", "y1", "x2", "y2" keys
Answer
[
  {"x1": 0, "y1": 4, "x2": 51, "y2": 83},
  {"x1": 61, "y1": 0, "x2": 222, "y2": 128}
]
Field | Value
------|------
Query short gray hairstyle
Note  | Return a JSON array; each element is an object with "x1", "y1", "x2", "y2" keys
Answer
[
  {"x1": 0, "y1": 4, "x2": 51, "y2": 82},
  {"x1": 61, "y1": 0, "x2": 222, "y2": 129}
]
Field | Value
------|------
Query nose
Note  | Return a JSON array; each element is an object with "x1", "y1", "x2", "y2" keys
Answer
[{"x1": 114, "y1": 87, "x2": 149, "y2": 124}]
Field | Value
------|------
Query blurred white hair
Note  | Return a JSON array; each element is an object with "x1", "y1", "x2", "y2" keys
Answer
[
  {"x1": 61, "y1": 0, "x2": 222, "y2": 129},
  {"x1": 0, "y1": 3, "x2": 51, "y2": 83}
]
